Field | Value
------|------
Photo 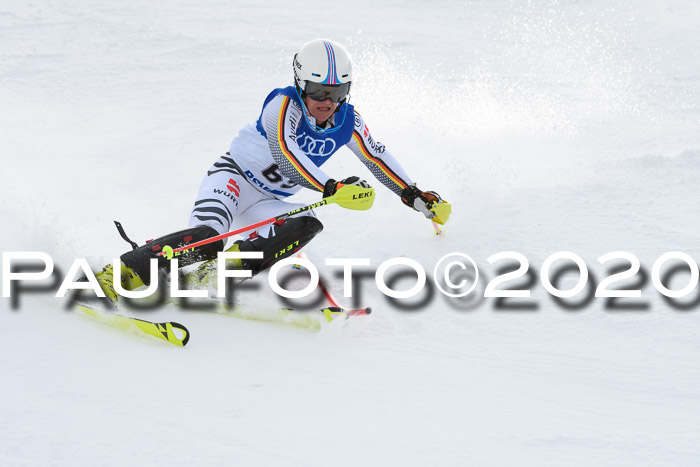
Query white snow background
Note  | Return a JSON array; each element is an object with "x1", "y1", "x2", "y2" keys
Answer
[{"x1": 2, "y1": 0, "x2": 700, "y2": 465}]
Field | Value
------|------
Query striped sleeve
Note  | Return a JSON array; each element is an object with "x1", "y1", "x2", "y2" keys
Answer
[
  {"x1": 262, "y1": 94, "x2": 330, "y2": 192},
  {"x1": 347, "y1": 111, "x2": 413, "y2": 196}
]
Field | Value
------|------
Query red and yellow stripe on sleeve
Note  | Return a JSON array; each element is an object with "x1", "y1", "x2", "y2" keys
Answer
[
  {"x1": 277, "y1": 97, "x2": 325, "y2": 191},
  {"x1": 351, "y1": 131, "x2": 408, "y2": 190}
]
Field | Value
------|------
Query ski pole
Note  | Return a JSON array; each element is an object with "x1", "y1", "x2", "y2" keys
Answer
[
  {"x1": 160, "y1": 184, "x2": 375, "y2": 259},
  {"x1": 296, "y1": 252, "x2": 371, "y2": 316}
]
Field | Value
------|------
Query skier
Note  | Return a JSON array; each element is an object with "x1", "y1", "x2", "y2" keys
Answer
[{"x1": 96, "y1": 39, "x2": 449, "y2": 301}]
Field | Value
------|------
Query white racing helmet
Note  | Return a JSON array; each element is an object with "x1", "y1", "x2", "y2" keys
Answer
[{"x1": 293, "y1": 39, "x2": 352, "y2": 104}]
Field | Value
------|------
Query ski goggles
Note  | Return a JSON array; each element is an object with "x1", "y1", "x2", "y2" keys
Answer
[{"x1": 303, "y1": 81, "x2": 350, "y2": 103}]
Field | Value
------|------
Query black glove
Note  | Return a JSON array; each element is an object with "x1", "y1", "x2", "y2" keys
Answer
[
  {"x1": 323, "y1": 176, "x2": 372, "y2": 198},
  {"x1": 401, "y1": 185, "x2": 443, "y2": 219}
]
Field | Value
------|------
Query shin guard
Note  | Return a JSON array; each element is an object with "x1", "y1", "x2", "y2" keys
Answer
[
  {"x1": 120, "y1": 225, "x2": 223, "y2": 285},
  {"x1": 237, "y1": 216, "x2": 323, "y2": 276}
]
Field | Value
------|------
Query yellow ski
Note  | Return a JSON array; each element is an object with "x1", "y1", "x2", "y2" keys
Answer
[{"x1": 76, "y1": 304, "x2": 190, "y2": 346}]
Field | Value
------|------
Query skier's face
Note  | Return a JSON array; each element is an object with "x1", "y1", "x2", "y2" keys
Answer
[{"x1": 303, "y1": 96, "x2": 338, "y2": 125}]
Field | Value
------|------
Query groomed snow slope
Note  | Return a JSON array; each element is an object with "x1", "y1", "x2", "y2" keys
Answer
[{"x1": 2, "y1": 1, "x2": 700, "y2": 465}]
